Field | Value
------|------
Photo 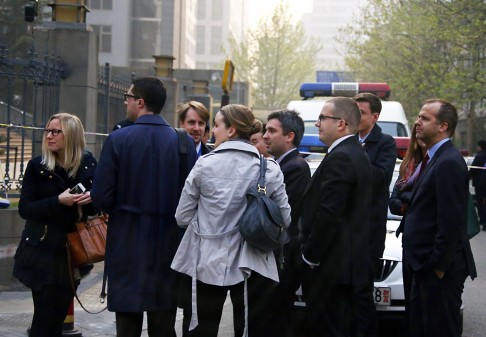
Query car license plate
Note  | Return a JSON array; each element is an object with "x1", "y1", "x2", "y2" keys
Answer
[{"x1": 374, "y1": 287, "x2": 391, "y2": 306}]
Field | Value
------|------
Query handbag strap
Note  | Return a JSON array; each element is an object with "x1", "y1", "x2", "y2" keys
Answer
[
  {"x1": 66, "y1": 243, "x2": 107, "y2": 314},
  {"x1": 256, "y1": 155, "x2": 286, "y2": 270},
  {"x1": 257, "y1": 155, "x2": 267, "y2": 195}
]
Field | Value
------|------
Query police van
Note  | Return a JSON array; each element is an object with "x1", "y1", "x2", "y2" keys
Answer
[{"x1": 287, "y1": 82, "x2": 411, "y2": 157}]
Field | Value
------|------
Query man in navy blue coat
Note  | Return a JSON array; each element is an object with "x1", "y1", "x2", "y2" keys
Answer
[
  {"x1": 91, "y1": 77, "x2": 197, "y2": 337},
  {"x1": 353, "y1": 93, "x2": 397, "y2": 336},
  {"x1": 403, "y1": 99, "x2": 476, "y2": 337}
]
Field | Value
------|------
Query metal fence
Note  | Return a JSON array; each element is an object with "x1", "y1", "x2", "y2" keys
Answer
[
  {"x1": 0, "y1": 46, "x2": 133, "y2": 195},
  {"x1": 0, "y1": 42, "x2": 63, "y2": 195}
]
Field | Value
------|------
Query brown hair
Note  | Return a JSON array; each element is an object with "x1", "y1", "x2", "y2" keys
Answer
[{"x1": 218, "y1": 104, "x2": 261, "y2": 140}]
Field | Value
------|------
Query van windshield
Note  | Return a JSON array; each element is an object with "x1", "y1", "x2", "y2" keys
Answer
[{"x1": 376, "y1": 122, "x2": 408, "y2": 137}]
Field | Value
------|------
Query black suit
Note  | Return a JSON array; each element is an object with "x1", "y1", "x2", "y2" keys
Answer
[
  {"x1": 199, "y1": 142, "x2": 211, "y2": 157},
  {"x1": 266, "y1": 149, "x2": 311, "y2": 337},
  {"x1": 299, "y1": 136, "x2": 373, "y2": 337},
  {"x1": 403, "y1": 140, "x2": 476, "y2": 337},
  {"x1": 470, "y1": 149, "x2": 486, "y2": 225},
  {"x1": 355, "y1": 124, "x2": 396, "y2": 336}
]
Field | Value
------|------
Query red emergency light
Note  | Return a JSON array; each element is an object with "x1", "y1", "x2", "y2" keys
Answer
[
  {"x1": 394, "y1": 137, "x2": 411, "y2": 159},
  {"x1": 300, "y1": 82, "x2": 391, "y2": 99}
]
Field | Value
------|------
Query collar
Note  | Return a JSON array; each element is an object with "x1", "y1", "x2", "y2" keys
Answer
[
  {"x1": 428, "y1": 138, "x2": 450, "y2": 160},
  {"x1": 276, "y1": 148, "x2": 298, "y2": 164},
  {"x1": 328, "y1": 134, "x2": 355, "y2": 153},
  {"x1": 212, "y1": 139, "x2": 259, "y2": 157},
  {"x1": 134, "y1": 114, "x2": 170, "y2": 126}
]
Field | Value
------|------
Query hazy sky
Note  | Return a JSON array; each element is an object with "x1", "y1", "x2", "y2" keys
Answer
[{"x1": 247, "y1": 0, "x2": 313, "y2": 28}]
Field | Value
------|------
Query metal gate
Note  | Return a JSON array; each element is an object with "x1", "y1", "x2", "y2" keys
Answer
[{"x1": 0, "y1": 42, "x2": 63, "y2": 194}]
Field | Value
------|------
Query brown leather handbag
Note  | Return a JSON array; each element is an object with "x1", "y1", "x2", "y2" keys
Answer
[{"x1": 66, "y1": 214, "x2": 108, "y2": 267}]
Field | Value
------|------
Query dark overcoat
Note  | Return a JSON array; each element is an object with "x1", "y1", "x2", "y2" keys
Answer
[
  {"x1": 90, "y1": 114, "x2": 197, "y2": 312},
  {"x1": 13, "y1": 152, "x2": 97, "y2": 289},
  {"x1": 360, "y1": 124, "x2": 397, "y2": 261}
]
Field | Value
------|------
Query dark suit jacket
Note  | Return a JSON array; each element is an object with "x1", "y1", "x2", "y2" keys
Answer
[
  {"x1": 279, "y1": 149, "x2": 311, "y2": 238},
  {"x1": 360, "y1": 124, "x2": 397, "y2": 261},
  {"x1": 403, "y1": 140, "x2": 476, "y2": 278},
  {"x1": 470, "y1": 149, "x2": 486, "y2": 188},
  {"x1": 200, "y1": 142, "x2": 211, "y2": 157},
  {"x1": 299, "y1": 136, "x2": 373, "y2": 286}
]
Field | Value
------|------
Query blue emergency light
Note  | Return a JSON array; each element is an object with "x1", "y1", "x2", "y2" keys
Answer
[{"x1": 300, "y1": 82, "x2": 391, "y2": 99}]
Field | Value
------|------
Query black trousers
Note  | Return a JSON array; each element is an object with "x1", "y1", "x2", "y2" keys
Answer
[
  {"x1": 302, "y1": 276, "x2": 353, "y2": 337},
  {"x1": 30, "y1": 284, "x2": 74, "y2": 337},
  {"x1": 185, "y1": 272, "x2": 273, "y2": 337},
  {"x1": 403, "y1": 262, "x2": 467, "y2": 337},
  {"x1": 350, "y1": 259, "x2": 379, "y2": 337},
  {"x1": 264, "y1": 240, "x2": 303, "y2": 337},
  {"x1": 115, "y1": 309, "x2": 177, "y2": 337},
  {"x1": 475, "y1": 185, "x2": 486, "y2": 225}
]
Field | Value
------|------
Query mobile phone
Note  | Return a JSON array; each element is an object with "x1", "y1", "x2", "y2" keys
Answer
[{"x1": 69, "y1": 183, "x2": 86, "y2": 194}]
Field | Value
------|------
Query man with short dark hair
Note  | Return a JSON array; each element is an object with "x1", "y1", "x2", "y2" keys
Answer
[
  {"x1": 353, "y1": 92, "x2": 396, "y2": 336},
  {"x1": 403, "y1": 99, "x2": 476, "y2": 337},
  {"x1": 178, "y1": 101, "x2": 211, "y2": 157},
  {"x1": 91, "y1": 77, "x2": 198, "y2": 337},
  {"x1": 262, "y1": 109, "x2": 311, "y2": 337},
  {"x1": 299, "y1": 97, "x2": 373, "y2": 336},
  {"x1": 470, "y1": 139, "x2": 486, "y2": 229}
]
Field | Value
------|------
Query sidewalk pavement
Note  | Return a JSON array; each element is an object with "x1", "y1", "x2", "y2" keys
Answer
[{"x1": 0, "y1": 263, "x2": 234, "y2": 336}]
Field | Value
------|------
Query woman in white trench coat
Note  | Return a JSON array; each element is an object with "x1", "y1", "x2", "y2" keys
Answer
[{"x1": 171, "y1": 104, "x2": 291, "y2": 337}]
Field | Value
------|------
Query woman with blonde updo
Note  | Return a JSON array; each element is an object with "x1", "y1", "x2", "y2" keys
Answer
[{"x1": 171, "y1": 104, "x2": 291, "y2": 337}]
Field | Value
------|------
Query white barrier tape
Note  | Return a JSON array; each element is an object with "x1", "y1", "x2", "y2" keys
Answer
[{"x1": 0, "y1": 123, "x2": 109, "y2": 137}]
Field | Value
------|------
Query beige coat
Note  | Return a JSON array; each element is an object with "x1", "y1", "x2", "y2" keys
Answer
[{"x1": 171, "y1": 140, "x2": 291, "y2": 286}]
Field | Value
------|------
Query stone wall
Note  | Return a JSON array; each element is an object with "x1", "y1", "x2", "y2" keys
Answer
[{"x1": 0, "y1": 209, "x2": 25, "y2": 290}]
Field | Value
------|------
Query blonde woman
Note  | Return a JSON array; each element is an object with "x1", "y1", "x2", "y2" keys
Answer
[
  {"x1": 13, "y1": 113, "x2": 97, "y2": 337},
  {"x1": 171, "y1": 104, "x2": 291, "y2": 337}
]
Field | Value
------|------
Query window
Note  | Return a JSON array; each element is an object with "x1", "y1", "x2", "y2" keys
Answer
[
  {"x1": 92, "y1": 25, "x2": 112, "y2": 53},
  {"x1": 89, "y1": 0, "x2": 112, "y2": 10},
  {"x1": 210, "y1": 26, "x2": 222, "y2": 55},
  {"x1": 197, "y1": 0, "x2": 206, "y2": 19},
  {"x1": 211, "y1": 0, "x2": 222, "y2": 20},
  {"x1": 196, "y1": 26, "x2": 205, "y2": 54}
]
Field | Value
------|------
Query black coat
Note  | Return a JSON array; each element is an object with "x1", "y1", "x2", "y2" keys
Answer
[
  {"x1": 470, "y1": 149, "x2": 486, "y2": 188},
  {"x1": 360, "y1": 124, "x2": 397, "y2": 261},
  {"x1": 299, "y1": 136, "x2": 373, "y2": 287},
  {"x1": 13, "y1": 152, "x2": 97, "y2": 289}
]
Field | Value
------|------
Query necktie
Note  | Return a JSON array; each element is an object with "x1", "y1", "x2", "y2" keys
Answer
[{"x1": 418, "y1": 154, "x2": 429, "y2": 177}]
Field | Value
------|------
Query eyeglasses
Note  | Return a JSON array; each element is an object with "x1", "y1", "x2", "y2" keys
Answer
[
  {"x1": 44, "y1": 128, "x2": 62, "y2": 136},
  {"x1": 317, "y1": 114, "x2": 343, "y2": 123},
  {"x1": 124, "y1": 93, "x2": 140, "y2": 101}
]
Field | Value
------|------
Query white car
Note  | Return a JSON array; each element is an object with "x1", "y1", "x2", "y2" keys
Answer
[{"x1": 374, "y1": 219, "x2": 404, "y2": 313}]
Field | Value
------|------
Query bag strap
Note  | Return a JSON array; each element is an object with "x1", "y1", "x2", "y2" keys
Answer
[
  {"x1": 66, "y1": 243, "x2": 107, "y2": 314},
  {"x1": 256, "y1": 155, "x2": 286, "y2": 269},
  {"x1": 257, "y1": 155, "x2": 267, "y2": 195}
]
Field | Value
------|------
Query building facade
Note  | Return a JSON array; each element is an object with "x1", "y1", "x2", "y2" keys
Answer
[
  {"x1": 86, "y1": 0, "x2": 248, "y2": 70},
  {"x1": 302, "y1": 0, "x2": 368, "y2": 71}
]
